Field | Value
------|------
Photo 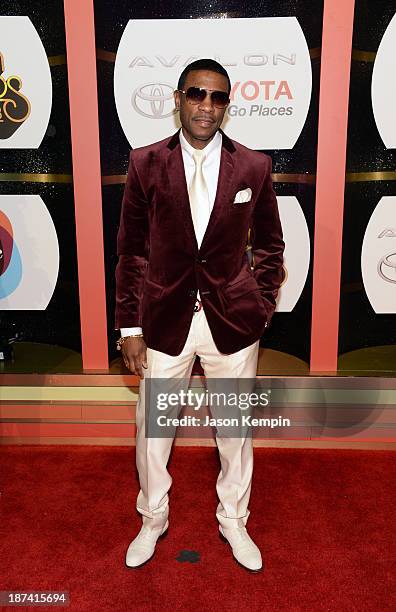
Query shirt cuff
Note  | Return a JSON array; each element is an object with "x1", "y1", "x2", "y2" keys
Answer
[{"x1": 120, "y1": 327, "x2": 143, "y2": 337}]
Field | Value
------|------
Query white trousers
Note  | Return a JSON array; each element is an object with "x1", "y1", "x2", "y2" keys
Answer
[{"x1": 135, "y1": 306, "x2": 260, "y2": 530}]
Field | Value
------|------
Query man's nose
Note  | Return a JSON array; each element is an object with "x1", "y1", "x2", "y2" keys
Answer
[{"x1": 198, "y1": 92, "x2": 215, "y2": 112}]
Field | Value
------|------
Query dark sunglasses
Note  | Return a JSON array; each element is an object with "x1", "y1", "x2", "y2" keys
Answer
[{"x1": 177, "y1": 87, "x2": 230, "y2": 108}]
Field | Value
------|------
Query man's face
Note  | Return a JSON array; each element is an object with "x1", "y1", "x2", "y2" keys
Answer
[{"x1": 174, "y1": 69, "x2": 229, "y2": 148}]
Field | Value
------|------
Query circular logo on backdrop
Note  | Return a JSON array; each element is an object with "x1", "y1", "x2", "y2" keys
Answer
[
  {"x1": 114, "y1": 18, "x2": 312, "y2": 150},
  {"x1": 132, "y1": 83, "x2": 176, "y2": 118},
  {"x1": 361, "y1": 196, "x2": 396, "y2": 313},
  {"x1": 0, "y1": 195, "x2": 59, "y2": 309},
  {"x1": 378, "y1": 252, "x2": 396, "y2": 283},
  {"x1": 274, "y1": 196, "x2": 310, "y2": 312},
  {"x1": 0, "y1": 16, "x2": 52, "y2": 149},
  {"x1": 372, "y1": 14, "x2": 396, "y2": 149}
]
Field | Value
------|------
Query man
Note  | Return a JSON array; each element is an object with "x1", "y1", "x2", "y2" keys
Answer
[{"x1": 115, "y1": 59, "x2": 284, "y2": 572}]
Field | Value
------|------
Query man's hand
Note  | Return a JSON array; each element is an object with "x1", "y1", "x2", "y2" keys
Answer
[{"x1": 121, "y1": 337, "x2": 148, "y2": 379}]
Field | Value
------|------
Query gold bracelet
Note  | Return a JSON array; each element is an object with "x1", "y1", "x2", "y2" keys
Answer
[{"x1": 116, "y1": 334, "x2": 144, "y2": 350}]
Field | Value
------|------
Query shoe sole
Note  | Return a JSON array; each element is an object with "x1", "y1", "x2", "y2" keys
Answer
[
  {"x1": 219, "y1": 531, "x2": 263, "y2": 573},
  {"x1": 125, "y1": 528, "x2": 168, "y2": 569}
]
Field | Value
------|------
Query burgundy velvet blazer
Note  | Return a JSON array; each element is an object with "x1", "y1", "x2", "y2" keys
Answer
[{"x1": 115, "y1": 129, "x2": 285, "y2": 356}]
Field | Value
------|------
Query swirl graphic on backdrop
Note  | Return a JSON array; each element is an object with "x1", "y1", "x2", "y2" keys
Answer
[
  {"x1": 0, "y1": 195, "x2": 59, "y2": 309},
  {"x1": 0, "y1": 51, "x2": 31, "y2": 139},
  {"x1": 0, "y1": 209, "x2": 22, "y2": 298},
  {"x1": 0, "y1": 16, "x2": 52, "y2": 148}
]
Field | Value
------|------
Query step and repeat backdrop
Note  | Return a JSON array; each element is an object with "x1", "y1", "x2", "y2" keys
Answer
[
  {"x1": 0, "y1": 1, "x2": 81, "y2": 372},
  {"x1": 95, "y1": 0, "x2": 324, "y2": 369},
  {"x1": 339, "y1": 0, "x2": 396, "y2": 372},
  {"x1": 0, "y1": 0, "x2": 395, "y2": 374}
]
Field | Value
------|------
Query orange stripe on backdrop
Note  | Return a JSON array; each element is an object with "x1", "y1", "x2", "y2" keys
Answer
[
  {"x1": 310, "y1": 0, "x2": 355, "y2": 372},
  {"x1": 64, "y1": 0, "x2": 108, "y2": 369}
]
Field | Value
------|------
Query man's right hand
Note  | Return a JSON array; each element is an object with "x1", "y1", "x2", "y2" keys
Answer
[{"x1": 121, "y1": 337, "x2": 148, "y2": 379}]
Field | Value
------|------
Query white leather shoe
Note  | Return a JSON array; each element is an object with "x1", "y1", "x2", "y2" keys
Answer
[
  {"x1": 125, "y1": 521, "x2": 168, "y2": 568},
  {"x1": 219, "y1": 525, "x2": 263, "y2": 572}
]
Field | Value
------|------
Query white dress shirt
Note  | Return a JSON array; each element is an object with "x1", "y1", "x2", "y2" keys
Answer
[{"x1": 120, "y1": 129, "x2": 222, "y2": 338}]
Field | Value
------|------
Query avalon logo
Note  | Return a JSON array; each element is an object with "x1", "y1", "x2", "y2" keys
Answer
[
  {"x1": 0, "y1": 52, "x2": 31, "y2": 139},
  {"x1": 378, "y1": 252, "x2": 396, "y2": 284},
  {"x1": 362, "y1": 196, "x2": 396, "y2": 313},
  {"x1": 132, "y1": 83, "x2": 176, "y2": 118},
  {"x1": 378, "y1": 228, "x2": 396, "y2": 238},
  {"x1": 114, "y1": 17, "x2": 311, "y2": 149}
]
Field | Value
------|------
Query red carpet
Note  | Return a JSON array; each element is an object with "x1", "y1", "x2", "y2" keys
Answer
[{"x1": 0, "y1": 446, "x2": 395, "y2": 611}]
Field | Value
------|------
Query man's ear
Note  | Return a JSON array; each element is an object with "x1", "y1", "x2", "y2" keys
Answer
[{"x1": 174, "y1": 90, "x2": 180, "y2": 110}]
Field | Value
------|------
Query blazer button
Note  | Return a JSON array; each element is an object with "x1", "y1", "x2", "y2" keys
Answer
[
  {"x1": 188, "y1": 289, "x2": 196, "y2": 297},
  {"x1": 196, "y1": 257, "x2": 207, "y2": 264}
]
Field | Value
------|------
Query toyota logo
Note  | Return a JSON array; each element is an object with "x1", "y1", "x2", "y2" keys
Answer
[
  {"x1": 377, "y1": 252, "x2": 396, "y2": 284},
  {"x1": 132, "y1": 83, "x2": 176, "y2": 118}
]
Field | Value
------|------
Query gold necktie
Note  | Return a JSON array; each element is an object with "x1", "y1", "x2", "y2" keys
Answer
[{"x1": 188, "y1": 149, "x2": 210, "y2": 248}]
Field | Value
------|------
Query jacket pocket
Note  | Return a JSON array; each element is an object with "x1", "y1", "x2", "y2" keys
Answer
[
  {"x1": 223, "y1": 275, "x2": 260, "y2": 300},
  {"x1": 229, "y1": 200, "x2": 253, "y2": 213}
]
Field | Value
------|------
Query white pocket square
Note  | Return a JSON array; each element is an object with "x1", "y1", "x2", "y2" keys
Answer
[{"x1": 233, "y1": 187, "x2": 252, "y2": 203}]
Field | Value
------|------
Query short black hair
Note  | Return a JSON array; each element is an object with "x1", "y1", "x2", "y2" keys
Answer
[{"x1": 177, "y1": 58, "x2": 231, "y2": 93}]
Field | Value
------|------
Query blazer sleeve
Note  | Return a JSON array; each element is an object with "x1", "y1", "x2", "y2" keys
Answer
[
  {"x1": 250, "y1": 155, "x2": 285, "y2": 325},
  {"x1": 115, "y1": 150, "x2": 149, "y2": 329}
]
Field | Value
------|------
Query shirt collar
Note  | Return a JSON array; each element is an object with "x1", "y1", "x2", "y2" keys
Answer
[{"x1": 179, "y1": 128, "x2": 222, "y2": 161}]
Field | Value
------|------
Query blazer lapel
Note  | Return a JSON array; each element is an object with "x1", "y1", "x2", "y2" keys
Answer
[
  {"x1": 166, "y1": 131, "x2": 198, "y2": 252},
  {"x1": 200, "y1": 131, "x2": 236, "y2": 252}
]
